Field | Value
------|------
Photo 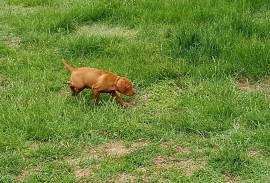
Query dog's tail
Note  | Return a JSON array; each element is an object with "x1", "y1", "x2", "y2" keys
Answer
[{"x1": 62, "y1": 59, "x2": 75, "y2": 73}]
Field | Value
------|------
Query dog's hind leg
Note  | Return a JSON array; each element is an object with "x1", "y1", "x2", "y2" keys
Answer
[
  {"x1": 70, "y1": 85, "x2": 77, "y2": 96},
  {"x1": 92, "y1": 89, "x2": 101, "y2": 105}
]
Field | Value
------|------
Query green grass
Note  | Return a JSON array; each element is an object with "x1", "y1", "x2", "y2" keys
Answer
[{"x1": 0, "y1": 0, "x2": 270, "y2": 182}]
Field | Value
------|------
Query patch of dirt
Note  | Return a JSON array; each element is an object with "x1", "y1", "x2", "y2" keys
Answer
[
  {"x1": 3, "y1": 34, "x2": 21, "y2": 48},
  {"x1": 130, "y1": 141, "x2": 149, "y2": 149},
  {"x1": 26, "y1": 141, "x2": 45, "y2": 150},
  {"x1": 160, "y1": 143, "x2": 191, "y2": 154},
  {"x1": 130, "y1": 92, "x2": 149, "y2": 108},
  {"x1": 59, "y1": 86, "x2": 70, "y2": 96},
  {"x1": 176, "y1": 146, "x2": 191, "y2": 154},
  {"x1": 136, "y1": 167, "x2": 147, "y2": 173},
  {"x1": 85, "y1": 148, "x2": 101, "y2": 159},
  {"x1": 153, "y1": 156, "x2": 204, "y2": 176},
  {"x1": 75, "y1": 168, "x2": 92, "y2": 178},
  {"x1": 224, "y1": 174, "x2": 242, "y2": 183},
  {"x1": 65, "y1": 157, "x2": 92, "y2": 180},
  {"x1": 105, "y1": 142, "x2": 130, "y2": 156},
  {"x1": 154, "y1": 156, "x2": 173, "y2": 168},
  {"x1": 0, "y1": 74, "x2": 13, "y2": 90},
  {"x1": 110, "y1": 173, "x2": 137, "y2": 183},
  {"x1": 76, "y1": 24, "x2": 137, "y2": 38},
  {"x1": 135, "y1": 166, "x2": 174, "y2": 183},
  {"x1": 247, "y1": 149, "x2": 260, "y2": 158},
  {"x1": 236, "y1": 79, "x2": 270, "y2": 92},
  {"x1": 65, "y1": 157, "x2": 80, "y2": 166},
  {"x1": 15, "y1": 170, "x2": 31, "y2": 181},
  {"x1": 135, "y1": 167, "x2": 155, "y2": 183},
  {"x1": 84, "y1": 141, "x2": 148, "y2": 159},
  {"x1": 64, "y1": 141, "x2": 148, "y2": 180}
]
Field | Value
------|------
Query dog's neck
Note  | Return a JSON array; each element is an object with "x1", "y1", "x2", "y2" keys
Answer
[{"x1": 114, "y1": 76, "x2": 121, "y2": 86}]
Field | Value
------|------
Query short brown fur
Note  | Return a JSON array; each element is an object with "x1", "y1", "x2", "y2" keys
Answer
[{"x1": 63, "y1": 60, "x2": 136, "y2": 107}]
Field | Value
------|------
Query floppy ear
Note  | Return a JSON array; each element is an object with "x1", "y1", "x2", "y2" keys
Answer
[{"x1": 116, "y1": 78, "x2": 128, "y2": 92}]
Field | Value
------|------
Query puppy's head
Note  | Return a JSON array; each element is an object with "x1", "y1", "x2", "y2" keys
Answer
[{"x1": 116, "y1": 77, "x2": 136, "y2": 96}]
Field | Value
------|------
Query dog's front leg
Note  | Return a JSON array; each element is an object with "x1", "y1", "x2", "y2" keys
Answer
[{"x1": 110, "y1": 91, "x2": 128, "y2": 107}]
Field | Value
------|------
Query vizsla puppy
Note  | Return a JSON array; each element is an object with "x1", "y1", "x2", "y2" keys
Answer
[{"x1": 63, "y1": 60, "x2": 136, "y2": 107}]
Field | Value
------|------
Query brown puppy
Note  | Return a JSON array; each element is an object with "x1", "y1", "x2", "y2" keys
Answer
[{"x1": 63, "y1": 60, "x2": 136, "y2": 107}]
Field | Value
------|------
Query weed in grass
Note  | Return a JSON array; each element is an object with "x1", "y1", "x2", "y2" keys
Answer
[
  {"x1": 170, "y1": 26, "x2": 221, "y2": 61},
  {"x1": 61, "y1": 36, "x2": 118, "y2": 59},
  {"x1": 209, "y1": 146, "x2": 250, "y2": 175},
  {"x1": 49, "y1": 4, "x2": 113, "y2": 33}
]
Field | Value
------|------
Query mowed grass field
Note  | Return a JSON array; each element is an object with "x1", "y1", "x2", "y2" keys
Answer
[{"x1": 0, "y1": 0, "x2": 270, "y2": 182}]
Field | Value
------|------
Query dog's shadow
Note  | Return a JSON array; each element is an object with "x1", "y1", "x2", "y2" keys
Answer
[
  {"x1": 58, "y1": 85, "x2": 139, "y2": 108},
  {"x1": 63, "y1": 89, "x2": 133, "y2": 108}
]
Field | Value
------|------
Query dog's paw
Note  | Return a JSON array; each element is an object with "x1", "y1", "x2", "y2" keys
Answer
[{"x1": 122, "y1": 102, "x2": 131, "y2": 108}]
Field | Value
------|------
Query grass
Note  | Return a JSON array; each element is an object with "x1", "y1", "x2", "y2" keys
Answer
[{"x1": 0, "y1": 0, "x2": 270, "y2": 182}]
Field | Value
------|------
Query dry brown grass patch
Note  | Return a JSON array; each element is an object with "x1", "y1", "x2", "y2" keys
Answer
[
  {"x1": 224, "y1": 174, "x2": 242, "y2": 183},
  {"x1": 236, "y1": 78, "x2": 270, "y2": 92},
  {"x1": 65, "y1": 156, "x2": 80, "y2": 167},
  {"x1": 84, "y1": 141, "x2": 148, "y2": 159},
  {"x1": 160, "y1": 143, "x2": 191, "y2": 154},
  {"x1": 135, "y1": 167, "x2": 153, "y2": 182},
  {"x1": 130, "y1": 92, "x2": 149, "y2": 108},
  {"x1": 3, "y1": 34, "x2": 21, "y2": 48},
  {"x1": 110, "y1": 173, "x2": 137, "y2": 183},
  {"x1": 64, "y1": 141, "x2": 148, "y2": 180},
  {"x1": 153, "y1": 156, "x2": 204, "y2": 176},
  {"x1": 247, "y1": 150, "x2": 258, "y2": 157},
  {"x1": 0, "y1": 74, "x2": 14, "y2": 91},
  {"x1": 65, "y1": 157, "x2": 93, "y2": 180},
  {"x1": 84, "y1": 142, "x2": 129, "y2": 158},
  {"x1": 247, "y1": 149, "x2": 261, "y2": 158},
  {"x1": 26, "y1": 141, "x2": 45, "y2": 150},
  {"x1": 130, "y1": 141, "x2": 149, "y2": 149},
  {"x1": 15, "y1": 170, "x2": 31, "y2": 181},
  {"x1": 75, "y1": 168, "x2": 92, "y2": 178},
  {"x1": 105, "y1": 142, "x2": 130, "y2": 156},
  {"x1": 176, "y1": 146, "x2": 191, "y2": 154},
  {"x1": 59, "y1": 86, "x2": 71, "y2": 96},
  {"x1": 136, "y1": 167, "x2": 147, "y2": 174}
]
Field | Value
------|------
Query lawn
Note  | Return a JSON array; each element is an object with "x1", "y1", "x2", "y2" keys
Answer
[{"x1": 0, "y1": 0, "x2": 270, "y2": 182}]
